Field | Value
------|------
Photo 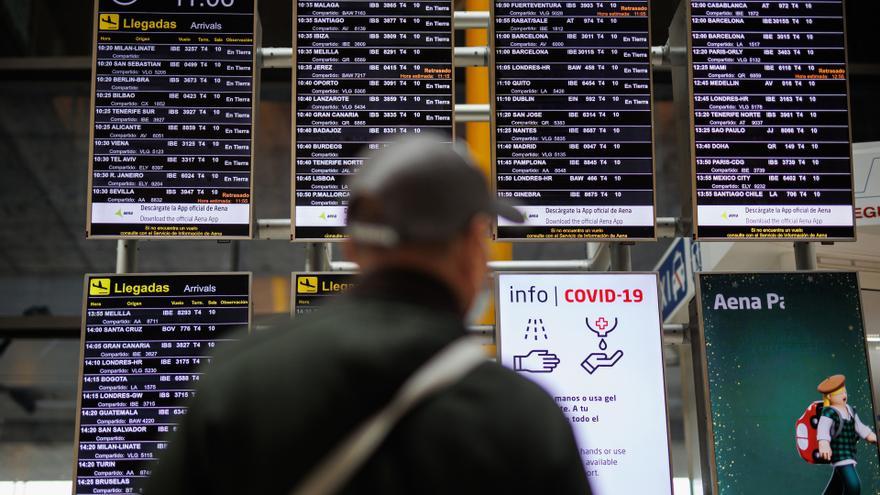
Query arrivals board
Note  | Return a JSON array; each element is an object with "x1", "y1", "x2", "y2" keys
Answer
[
  {"x1": 690, "y1": 0, "x2": 855, "y2": 240},
  {"x1": 291, "y1": 272, "x2": 358, "y2": 317},
  {"x1": 292, "y1": 272, "x2": 357, "y2": 316},
  {"x1": 496, "y1": 273, "x2": 672, "y2": 493},
  {"x1": 292, "y1": 0, "x2": 455, "y2": 240},
  {"x1": 492, "y1": 0, "x2": 656, "y2": 240},
  {"x1": 87, "y1": 0, "x2": 258, "y2": 239},
  {"x1": 74, "y1": 273, "x2": 251, "y2": 494}
]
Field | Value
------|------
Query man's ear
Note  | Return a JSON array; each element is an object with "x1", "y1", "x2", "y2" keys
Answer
[
  {"x1": 468, "y1": 214, "x2": 492, "y2": 247},
  {"x1": 463, "y1": 214, "x2": 491, "y2": 264}
]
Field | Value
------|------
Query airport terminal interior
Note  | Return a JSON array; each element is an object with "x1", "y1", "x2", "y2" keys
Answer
[{"x1": 2, "y1": 0, "x2": 880, "y2": 493}]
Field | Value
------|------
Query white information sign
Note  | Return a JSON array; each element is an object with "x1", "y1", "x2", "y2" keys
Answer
[
  {"x1": 496, "y1": 272, "x2": 672, "y2": 494},
  {"x1": 854, "y1": 142, "x2": 880, "y2": 228}
]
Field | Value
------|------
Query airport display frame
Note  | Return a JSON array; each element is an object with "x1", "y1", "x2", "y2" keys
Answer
[
  {"x1": 489, "y1": 0, "x2": 658, "y2": 242},
  {"x1": 691, "y1": 270, "x2": 880, "y2": 494},
  {"x1": 686, "y1": 0, "x2": 858, "y2": 242},
  {"x1": 291, "y1": 271, "x2": 358, "y2": 317},
  {"x1": 290, "y1": 0, "x2": 457, "y2": 242},
  {"x1": 84, "y1": 0, "x2": 261, "y2": 240},
  {"x1": 72, "y1": 271, "x2": 253, "y2": 494},
  {"x1": 494, "y1": 271, "x2": 674, "y2": 494}
]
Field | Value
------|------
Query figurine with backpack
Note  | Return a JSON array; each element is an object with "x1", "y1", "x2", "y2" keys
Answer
[{"x1": 794, "y1": 375, "x2": 878, "y2": 495}]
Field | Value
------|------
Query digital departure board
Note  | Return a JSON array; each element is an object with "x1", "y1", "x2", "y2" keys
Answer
[
  {"x1": 492, "y1": 0, "x2": 656, "y2": 240},
  {"x1": 87, "y1": 0, "x2": 259, "y2": 239},
  {"x1": 292, "y1": 272, "x2": 357, "y2": 316},
  {"x1": 292, "y1": 0, "x2": 455, "y2": 240},
  {"x1": 690, "y1": 0, "x2": 855, "y2": 240},
  {"x1": 74, "y1": 273, "x2": 251, "y2": 494}
]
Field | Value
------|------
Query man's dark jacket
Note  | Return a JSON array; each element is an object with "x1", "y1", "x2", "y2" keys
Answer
[{"x1": 146, "y1": 269, "x2": 590, "y2": 494}]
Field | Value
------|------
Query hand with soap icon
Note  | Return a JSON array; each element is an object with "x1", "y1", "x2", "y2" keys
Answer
[{"x1": 581, "y1": 350, "x2": 624, "y2": 375}]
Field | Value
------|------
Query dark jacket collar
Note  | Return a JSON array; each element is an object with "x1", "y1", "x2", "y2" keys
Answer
[{"x1": 349, "y1": 267, "x2": 463, "y2": 318}]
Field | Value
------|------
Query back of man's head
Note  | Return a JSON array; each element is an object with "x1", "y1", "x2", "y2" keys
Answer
[{"x1": 343, "y1": 135, "x2": 522, "y2": 313}]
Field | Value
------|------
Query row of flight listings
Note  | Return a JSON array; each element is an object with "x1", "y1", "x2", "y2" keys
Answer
[
  {"x1": 76, "y1": 270, "x2": 880, "y2": 495},
  {"x1": 86, "y1": 0, "x2": 857, "y2": 241}
]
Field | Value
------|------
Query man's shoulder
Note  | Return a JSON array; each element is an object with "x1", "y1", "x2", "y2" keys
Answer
[
  {"x1": 460, "y1": 363, "x2": 566, "y2": 414},
  {"x1": 463, "y1": 361, "x2": 548, "y2": 392},
  {"x1": 196, "y1": 309, "x2": 354, "y2": 391},
  {"x1": 403, "y1": 362, "x2": 580, "y2": 473},
  {"x1": 216, "y1": 297, "x2": 408, "y2": 357},
  {"x1": 199, "y1": 298, "x2": 461, "y2": 397},
  {"x1": 209, "y1": 311, "x2": 342, "y2": 369},
  {"x1": 429, "y1": 361, "x2": 572, "y2": 439}
]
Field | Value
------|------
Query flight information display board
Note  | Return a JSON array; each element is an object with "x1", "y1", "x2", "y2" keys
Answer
[
  {"x1": 74, "y1": 273, "x2": 251, "y2": 494},
  {"x1": 292, "y1": 272, "x2": 357, "y2": 316},
  {"x1": 492, "y1": 0, "x2": 656, "y2": 240},
  {"x1": 87, "y1": 0, "x2": 258, "y2": 239},
  {"x1": 690, "y1": 0, "x2": 855, "y2": 240},
  {"x1": 292, "y1": 0, "x2": 455, "y2": 240}
]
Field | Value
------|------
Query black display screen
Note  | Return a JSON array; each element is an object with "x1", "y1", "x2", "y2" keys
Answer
[
  {"x1": 492, "y1": 0, "x2": 656, "y2": 240},
  {"x1": 292, "y1": 272, "x2": 357, "y2": 316},
  {"x1": 87, "y1": 0, "x2": 257, "y2": 239},
  {"x1": 74, "y1": 273, "x2": 250, "y2": 494},
  {"x1": 690, "y1": 0, "x2": 854, "y2": 240},
  {"x1": 292, "y1": 0, "x2": 455, "y2": 240}
]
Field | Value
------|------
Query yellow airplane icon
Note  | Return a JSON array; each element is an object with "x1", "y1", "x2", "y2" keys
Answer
[
  {"x1": 297, "y1": 276, "x2": 319, "y2": 294},
  {"x1": 89, "y1": 278, "x2": 112, "y2": 296},
  {"x1": 100, "y1": 14, "x2": 120, "y2": 31}
]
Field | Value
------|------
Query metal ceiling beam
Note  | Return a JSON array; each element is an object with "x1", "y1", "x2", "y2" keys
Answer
[{"x1": 3, "y1": 54, "x2": 879, "y2": 75}]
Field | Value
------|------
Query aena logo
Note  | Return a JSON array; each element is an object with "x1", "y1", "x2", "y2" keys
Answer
[{"x1": 113, "y1": 0, "x2": 138, "y2": 5}]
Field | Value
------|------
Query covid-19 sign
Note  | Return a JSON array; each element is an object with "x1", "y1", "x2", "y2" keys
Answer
[{"x1": 496, "y1": 273, "x2": 672, "y2": 494}]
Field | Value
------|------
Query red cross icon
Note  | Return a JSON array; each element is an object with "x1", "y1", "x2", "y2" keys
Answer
[{"x1": 596, "y1": 317, "x2": 609, "y2": 331}]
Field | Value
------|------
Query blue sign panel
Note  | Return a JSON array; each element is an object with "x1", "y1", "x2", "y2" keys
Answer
[{"x1": 656, "y1": 237, "x2": 699, "y2": 322}]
